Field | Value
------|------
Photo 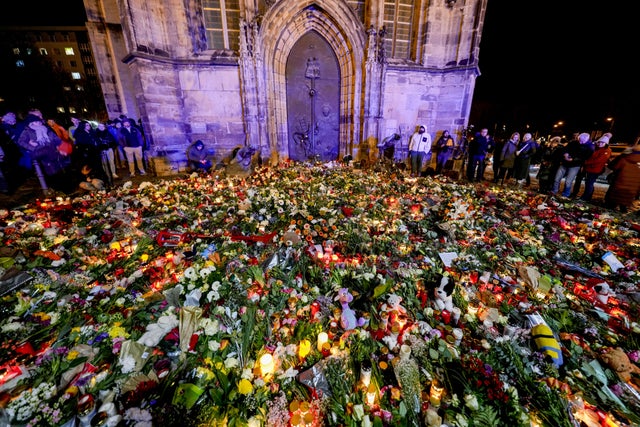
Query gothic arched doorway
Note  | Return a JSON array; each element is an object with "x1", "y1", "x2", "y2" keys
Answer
[{"x1": 286, "y1": 31, "x2": 340, "y2": 162}]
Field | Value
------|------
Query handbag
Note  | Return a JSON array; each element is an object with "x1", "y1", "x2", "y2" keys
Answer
[{"x1": 58, "y1": 141, "x2": 74, "y2": 155}]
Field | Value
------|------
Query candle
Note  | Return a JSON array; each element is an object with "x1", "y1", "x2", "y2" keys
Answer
[
  {"x1": 365, "y1": 383, "x2": 377, "y2": 406},
  {"x1": 259, "y1": 353, "x2": 274, "y2": 377},
  {"x1": 430, "y1": 380, "x2": 443, "y2": 406},
  {"x1": 317, "y1": 332, "x2": 329, "y2": 351},
  {"x1": 452, "y1": 328, "x2": 463, "y2": 346},
  {"x1": 360, "y1": 363, "x2": 372, "y2": 388},
  {"x1": 467, "y1": 305, "x2": 478, "y2": 316}
]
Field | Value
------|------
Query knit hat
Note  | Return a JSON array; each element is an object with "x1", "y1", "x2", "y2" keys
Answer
[
  {"x1": 23, "y1": 114, "x2": 43, "y2": 125},
  {"x1": 597, "y1": 133, "x2": 612, "y2": 144}
]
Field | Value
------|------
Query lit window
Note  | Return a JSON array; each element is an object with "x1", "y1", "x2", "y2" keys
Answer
[
  {"x1": 39, "y1": 48, "x2": 48, "y2": 55},
  {"x1": 56, "y1": 107, "x2": 66, "y2": 113},
  {"x1": 65, "y1": 47, "x2": 75, "y2": 56},
  {"x1": 383, "y1": 0, "x2": 415, "y2": 60},
  {"x1": 12, "y1": 48, "x2": 20, "y2": 55},
  {"x1": 16, "y1": 60, "x2": 25, "y2": 67},
  {"x1": 71, "y1": 72, "x2": 81, "y2": 80},
  {"x1": 26, "y1": 48, "x2": 33, "y2": 55},
  {"x1": 203, "y1": 0, "x2": 240, "y2": 51}
]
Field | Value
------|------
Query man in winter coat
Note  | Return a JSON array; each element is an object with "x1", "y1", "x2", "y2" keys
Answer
[
  {"x1": 604, "y1": 141, "x2": 640, "y2": 212},
  {"x1": 466, "y1": 128, "x2": 493, "y2": 182},
  {"x1": 551, "y1": 132, "x2": 594, "y2": 198},
  {"x1": 119, "y1": 118, "x2": 146, "y2": 176},
  {"x1": 408, "y1": 124, "x2": 431, "y2": 177}
]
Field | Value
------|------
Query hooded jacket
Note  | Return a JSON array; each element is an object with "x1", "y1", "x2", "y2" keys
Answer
[{"x1": 408, "y1": 125, "x2": 431, "y2": 153}]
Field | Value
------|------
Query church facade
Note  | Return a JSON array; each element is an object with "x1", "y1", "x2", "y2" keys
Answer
[{"x1": 84, "y1": 0, "x2": 488, "y2": 165}]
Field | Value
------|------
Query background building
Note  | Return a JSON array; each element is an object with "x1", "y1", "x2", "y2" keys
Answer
[
  {"x1": 84, "y1": 0, "x2": 488, "y2": 165},
  {"x1": 0, "y1": 26, "x2": 107, "y2": 123}
]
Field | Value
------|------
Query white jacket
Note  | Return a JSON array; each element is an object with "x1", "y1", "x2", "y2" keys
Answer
[{"x1": 409, "y1": 125, "x2": 432, "y2": 153}]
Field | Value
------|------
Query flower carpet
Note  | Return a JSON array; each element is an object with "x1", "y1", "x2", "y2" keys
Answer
[{"x1": 0, "y1": 163, "x2": 639, "y2": 427}]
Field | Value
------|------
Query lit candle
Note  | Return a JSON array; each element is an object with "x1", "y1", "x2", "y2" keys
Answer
[
  {"x1": 366, "y1": 383, "x2": 377, "y2": 406},
  {"x1": 430, "y1": 380, "x2": 443, "y2": 406},
  {"x1": 467, "y1": 305, "x2": 478, "y2": 316},
  {"x1": 317, "y1": 332, "x2": 329, "y2": 351},
  {"x1": 360, "y1": 364, "x2": 372, "y2": 388},
  {"x1": 259, "y1": 353, "x2": 274, "y2": 377}
]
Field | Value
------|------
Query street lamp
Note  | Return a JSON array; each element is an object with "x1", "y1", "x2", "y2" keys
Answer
[{"x1": 605, "y1": 117, "x2": 614, "y2": 132}]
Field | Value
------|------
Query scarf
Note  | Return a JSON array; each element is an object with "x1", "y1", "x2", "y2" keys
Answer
[{"x1": 30, "y1": 122, "x2": 51, "y2": 145}]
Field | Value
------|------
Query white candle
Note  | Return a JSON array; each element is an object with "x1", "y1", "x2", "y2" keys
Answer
[
  {"x1": 317, "y1": 332, "x2": 329, "y2": 351},
  {"x1": 260, "y1": 353, "x2": 274, "y2": 376}
]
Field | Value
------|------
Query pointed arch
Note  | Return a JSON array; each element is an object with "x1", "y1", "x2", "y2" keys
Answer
[{"x1": 258, "y1": 1, "x2": 367, "y2": 159}]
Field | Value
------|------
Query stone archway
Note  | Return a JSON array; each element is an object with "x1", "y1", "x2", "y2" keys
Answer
[
  {"x1": 286, "y1": 31, "x2": 340, "y2": 161},
  {"x1": 258, "y1": 1, "x2": 367, "y2": 162}
]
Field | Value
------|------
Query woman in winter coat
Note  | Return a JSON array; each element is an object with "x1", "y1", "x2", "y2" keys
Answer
[
  {"x1": 513, "y1": 133, "x2": 537, "y2": 184},
  {"x1": 577, "y1": 135, "x2": 612, "y2": 202},
  {"x1": 73, "y1": 121, "x2": 102, "y2": 174},
  {"x1": 16, "y1": 115, "x2": 64, "y2": 176},
  {"x1": 604, "y1": 142, "x2": 640, "y2": 213},
  {"x1": 495, "y1": 132, "x2": 519, "y2": 184}
]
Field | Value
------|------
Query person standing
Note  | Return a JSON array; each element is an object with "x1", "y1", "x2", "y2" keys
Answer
[
  {"x1": 0, "y1": 111, "x2": 24, "y2": 192},
  {"x1": 466, "y1": 127, "x2": 493, "y2": 182},
  {"x1": 536, "y1": 136, "x2": 564, "y2": 194},
  {"x1": 513, "y1": 133, "x2": 537, "y2": 185},
  {"x1": 0, "y1": 145, "x2": 7, "y2": 193},
  {"x1": 16, "y1": 115, "x2": 65, "y2": 191},
  {"x1": 68, "y1": 116, "x2": 81, "y2": 143},
  {"x1": 604, "y1": 141, "x2": 640, "y2": 213},
  {"x1": 576, "y1": 134, "x2": 612, "y2": 202},
  {"x1": 108, "y1": 119, "x2": 127, "y2": 169},
  {"x1": 495, "y1": 132, "x2": 519, "y2": 184},
  {"x1": 408, "y1": 124, "x2": 432, "y2": 177},
  {"x1": 571, "y1": 132, "x2": 611, "y2": 198},
  {"x1": 120, "y1": 118, "x2": 146, "y2": 176},
  {"x1": 551, "y1": 132, "x2": 594, "y2": 198},
  {"x1": 95, "y1": 122, "x2": 120, "y2": 180},
  {"x1": 490, "y1": 136, "x2": 505, "y2": 183},
  {"x1": 73, "y1": 121, "x2": 103, "y2": 176},
  {"x1": 434, "y1": 130, "x2": 455, "y2": 174}
]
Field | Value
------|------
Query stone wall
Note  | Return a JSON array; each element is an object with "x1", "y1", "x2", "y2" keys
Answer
[{"x1": 83, "y1": 0, "x2": 488, "y2": 174}]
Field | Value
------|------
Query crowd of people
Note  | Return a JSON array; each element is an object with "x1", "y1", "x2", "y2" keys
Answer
[
  {"x1": 0, "y1": 108, "x2": 151, "y2": 196},
  {"x1": 388, "y1": 124, "x2": 640, "y2": 215},
  {"x1": 2, "y1": 111, "x2": 639, "y2": 215}
]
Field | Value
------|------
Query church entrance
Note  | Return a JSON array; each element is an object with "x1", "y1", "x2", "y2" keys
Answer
[{"x1": 286, "y1": 31, "x2": 340, "y2": 162}]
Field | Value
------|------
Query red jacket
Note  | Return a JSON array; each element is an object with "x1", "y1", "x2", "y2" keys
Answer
[{"x1": 583, "y1": 146, "x2": 611, "y2": 174}]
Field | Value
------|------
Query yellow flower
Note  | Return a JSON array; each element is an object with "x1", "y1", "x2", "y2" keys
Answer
[
  {"x1": 109, "y1": 325, "x2": 128, "y2": 339},
  {"x1": 67, "y1": 350, "x2": 80, "y2": 360},
  {"x1": 238, "y1": 378, "x2": 253, "y2": 395}
]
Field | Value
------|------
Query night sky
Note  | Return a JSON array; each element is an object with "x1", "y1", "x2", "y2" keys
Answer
[
  {"x1": 471, "y1": 2, "x2": 639, "y2": 142},
  {"x1": 4, "y1": 1, "x2": 638, "y2": 142}
]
